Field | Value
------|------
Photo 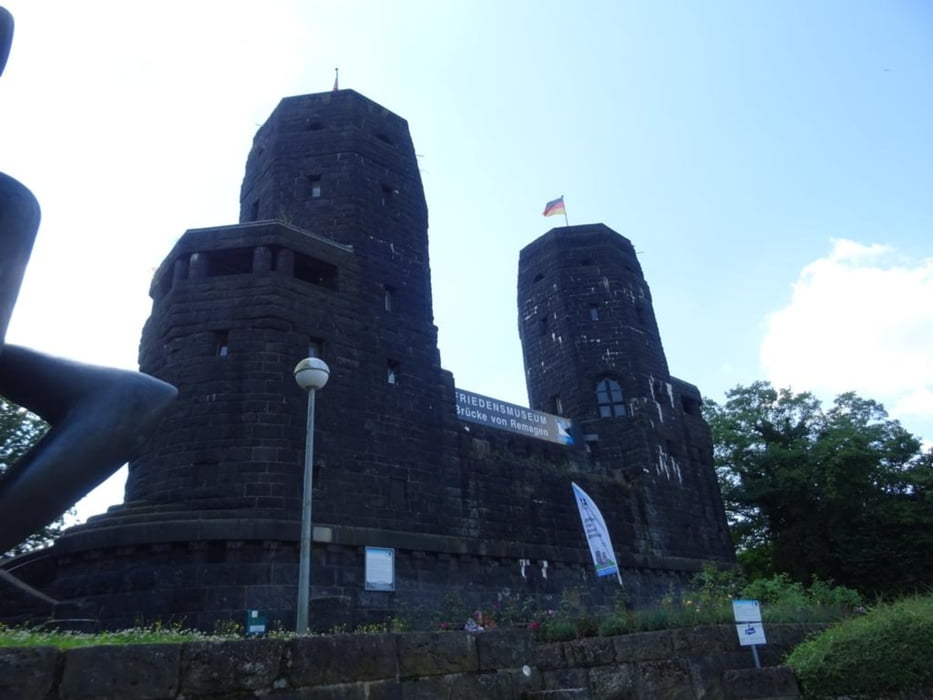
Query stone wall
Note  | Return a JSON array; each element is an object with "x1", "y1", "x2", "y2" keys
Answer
[{"x1": 0, "y1": 625, "x2": 819, "y2": 700}]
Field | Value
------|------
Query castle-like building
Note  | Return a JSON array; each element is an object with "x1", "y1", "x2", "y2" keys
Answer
[{"x1": 2, "y1": 90, "x2": 733, "y2": 631}]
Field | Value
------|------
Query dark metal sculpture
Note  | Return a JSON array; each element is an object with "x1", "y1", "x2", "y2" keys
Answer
[{"x1": 0, "y1": 7, "x2": 177, "y2": 556}]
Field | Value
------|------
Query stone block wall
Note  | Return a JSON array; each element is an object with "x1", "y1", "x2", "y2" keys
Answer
[{"x1": 0, "y1": 625, "x2": 820, "y2": 700}]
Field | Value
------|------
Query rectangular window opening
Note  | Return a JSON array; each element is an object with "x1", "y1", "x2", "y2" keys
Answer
[
  {"x1": 308, "y1": 338, "x2": 324, "y2": 359},
  {"x1": 215, "y1": 331, "x2": 229, "y2": 357},
  {"x1": 309, "y1": 175, "x2": 322, "y2": 198},
  {"x1": 293, "y1": 252, "x2": 338, "y2": 290},
  {"x1": 207, "y1": 247, "x2": 253, "y2": 277},
  {"x1": 384, "y1": 285, "x2": 395, "y2": 312},
  {"x1": 387, "y1": 360, "x2": 400, "y2": 385},
  {"x1": 589, "y1": 304, "x2": 600, "y2": 321}
]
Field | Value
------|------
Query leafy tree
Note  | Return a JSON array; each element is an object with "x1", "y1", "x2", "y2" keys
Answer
[
  {"x1": 705, "y1": 381, "x2": 932, "y2": 595},
  {"x1": 0, "y1": 396, "x2": 67, "y2": 557}
]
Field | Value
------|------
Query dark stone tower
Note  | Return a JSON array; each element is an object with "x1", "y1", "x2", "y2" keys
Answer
[
  {"x1": 126, "y1": 90, "x2": 460, "y2": 536},
  {"x1": 0, "y1": 91, "x2": 733, "y2": 631},
  {"x1": 517, "y1": 225, "x2": 732, "y2": 562}
]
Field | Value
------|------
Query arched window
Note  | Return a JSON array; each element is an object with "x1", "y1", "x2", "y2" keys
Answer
[{"x1": 596, "y1": 378, "x2": 625, "y2": 418}]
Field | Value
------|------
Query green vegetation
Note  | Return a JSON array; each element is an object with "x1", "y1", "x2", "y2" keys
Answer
[
  {"x1": 787, "y1": 595, "x2": 933, "y2": 699},
  {"x1": 705, "y1": 382, "x2": 933, "y2": 595},
  {"x1": 0, "y1": 567, "x2": 861, "y2": 649},
  {"x1": 0, "y1": 397, "x2": 71, "y2": 558},
  {"x1": 0, "y1": 621, "x2": 232, "y2": 650}
]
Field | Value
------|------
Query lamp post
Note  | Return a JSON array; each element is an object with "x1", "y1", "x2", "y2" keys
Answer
[{"x1": 293, "y1": 357, "x2": 330, "y2": 633}]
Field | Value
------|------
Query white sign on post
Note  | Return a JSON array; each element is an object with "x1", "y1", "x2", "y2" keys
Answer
[{"x1": 732, "y1": 599, "x2": 767, "y2": 647}]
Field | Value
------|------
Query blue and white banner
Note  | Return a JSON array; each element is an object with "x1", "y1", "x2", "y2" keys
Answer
[{"x1": 571, "y1": 482, "x2": 620, "y2": 579}]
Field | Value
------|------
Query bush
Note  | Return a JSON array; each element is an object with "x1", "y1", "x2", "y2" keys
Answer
[
  {"x1": 786, "y1": 595, "x2": 933, "y2": 698},
  {"x1": 539, "y1": 619, "x2": 577, "y2": 642},
  {"x1": 598, "y1": 613, "x2": 632, "y2": 637}
]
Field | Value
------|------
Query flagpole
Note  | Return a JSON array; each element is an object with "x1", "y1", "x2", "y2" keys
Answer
[{"x1": 562, "y1": 194, "x2": 569, "y2": 226}]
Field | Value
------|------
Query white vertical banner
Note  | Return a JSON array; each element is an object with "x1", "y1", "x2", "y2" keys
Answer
[{"x1": 571, "y1": 482, "x2": 622, "y2": 584}]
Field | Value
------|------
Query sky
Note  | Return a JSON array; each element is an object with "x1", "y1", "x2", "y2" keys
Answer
[{"x1": 1, "y1": 1, "x2": 931, "y2": 521}]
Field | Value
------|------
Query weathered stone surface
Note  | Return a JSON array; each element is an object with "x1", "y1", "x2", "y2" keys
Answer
[
  {"x1": 59, "y1": 643, "x2": 180, "y2": 700},
  {"x1": 588, "y1": 663, "x2": 639, "y2": 700},
  {"x1": 613, "y1": 630, "x2": 674, "y2": 662},
  {"x1": 723, "y1": 666, "x2": 800, "y2": 700},
  {"x1": 672, "y1": 625, "x2": 734, "y2": 655},
  {"x1": 0, "y1": 646, "x2": 58, "y2": 700},
  {"x1": 638, "y1": 659, "x2": 693, "y2": 700},
  {"x1": 541, "y1": 667, "x2": 589, "y2": 693},
  {"x1": 397, "y1": 632, "x2": 477, "y2": 678},
  {"x1": 563, "y1": 637, "x2": 616, "y2": 668},
  {"x1": 286, "y1": 634, "x2": 397, "y2": 687},
  {"x1": 534, "y1": 642, "x2": 566, "y2": 670},
  {"x1": 476, "y1": 630, "x2": 534, "y2": 671},
  {"x1": 524, "y1": 688, "x2": 591, "y2": 698},
  {"x1": 397, "y1": 675, "x2": 452, "y2": 699},
  {"x1": 180, "y1": 638, "x2": 284, "y2": 695},
  {"x1": 449, "y1": 670, "x2": 514, "y2": 700},
  {"x1": 687, "y1": 655, "x2": 729, "y2": 700}
]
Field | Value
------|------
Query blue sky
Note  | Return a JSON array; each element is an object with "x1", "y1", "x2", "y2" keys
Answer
[{"x1": 2, "y1": 1, "x2": 931, "y2": 518}]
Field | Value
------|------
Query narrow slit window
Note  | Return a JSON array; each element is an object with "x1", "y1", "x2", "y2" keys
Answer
[
  {"x1": 387, "y1": 360, "x2": 400, "y2": 385},
  {"x1": 215, "y1": 331, "x2": 229, "y2": 357},
  {"x1": 384, "y1": 285, "x2": 395, "y2": 311},
  {"x1": 589, "y1": 304, "x2": 600, "y2": 321},
  {"x1": 308, "y1": 338, "x2": 324, "y2": 359},
  {"x1": 309, "y1": 176, "x2": 322, "y2": 198}
]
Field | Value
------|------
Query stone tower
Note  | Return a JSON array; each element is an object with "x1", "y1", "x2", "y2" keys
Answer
[
  {"x1": 517, "y1": 224, "x2": 732, "y2": 561},
  {"x1": 127, "y1": 90, "x2": 460, "y2": 534}
]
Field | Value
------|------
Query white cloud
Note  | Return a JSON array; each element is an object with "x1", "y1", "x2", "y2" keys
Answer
[{"x1": 761, "y1": 238, "x2": 933, "y2": 441}]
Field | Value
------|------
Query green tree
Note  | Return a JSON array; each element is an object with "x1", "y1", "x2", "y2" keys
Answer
[
  {"x1": 0, "y1": 396, "x2": 67, "y2": 557},
  {"x1": 705, "y1": 381, "x2": 932, "y2": 595}
]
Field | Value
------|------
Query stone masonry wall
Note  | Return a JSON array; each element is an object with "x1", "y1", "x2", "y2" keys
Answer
[{"x1": 1, "y1": 625, "x2": 818, "y2": 700}]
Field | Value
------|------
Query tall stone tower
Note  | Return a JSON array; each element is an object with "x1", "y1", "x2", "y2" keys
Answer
[
  {"x1": 517, "y1": 225, "x2": 732, "y2": 561},
  {"x1": 127, "y1": 90, "x2": 460, "y2": 535}
]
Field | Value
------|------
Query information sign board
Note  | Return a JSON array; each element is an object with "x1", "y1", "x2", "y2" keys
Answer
[
  {"x1": 365, "y1": 546, "x2": 395, "y2": 591},
  {"x1": 455, "y1": 388, "x2": 573, "y2": 445}
]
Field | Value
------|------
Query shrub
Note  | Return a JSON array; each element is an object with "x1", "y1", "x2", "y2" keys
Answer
[
  {"x1": 539, "y1": 619, "x2": 576, "y2": 642},
  {"x1": 786, "y1": 595, "x2": 933, "y2": 698},
  {"x1": 739, "y1": 573, "x2": 861, "y2": 623}
]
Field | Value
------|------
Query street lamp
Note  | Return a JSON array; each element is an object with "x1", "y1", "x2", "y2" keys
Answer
[{"x1": 293, "y1": 357, "x2": 330, "y2": 633}]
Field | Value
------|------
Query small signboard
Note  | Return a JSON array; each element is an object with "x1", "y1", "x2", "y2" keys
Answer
[
  {"x1": 732, "y1": 599, "x2": 762, "y2": 623},
  {"x1": 455, "y1": 388, "x2": 573, "y2": 445},
  {"x1": 732, "y1": 599, "x2": 767, "y2": 656},
  {"x1": 737, "y1": 621, "x2": 767, "y2": 646},
  {"x1": 365, "y1": 546, "x2": 396, "y2": 591},
  {"x1": 245, "y1": 609, "x2": 266, "y2": 636}
]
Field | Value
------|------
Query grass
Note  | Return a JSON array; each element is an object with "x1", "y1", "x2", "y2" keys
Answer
[{"x1": 0, "y1": 622, "x2": 233, "y2": 650}]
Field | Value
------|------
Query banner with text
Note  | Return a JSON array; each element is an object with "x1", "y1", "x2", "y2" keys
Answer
[
  {"x1": 455, "y1": 388, "x2": 573, "y2": 445},
  {"x1": 572, "y1": 482, "x2": 620, "y2": 579}
]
